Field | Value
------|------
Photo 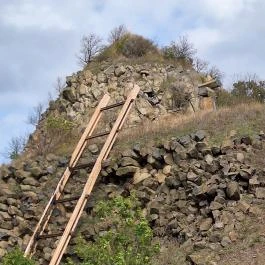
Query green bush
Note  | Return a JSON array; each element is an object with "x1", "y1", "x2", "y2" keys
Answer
[
  {"x1": 160, "y1": 77, "x2": 191, "y2": 111},
  {"x1": 162, "y1": 36, "x2": 196, "y2": 61},
  {"x1": 97, "y1": 33, "x2": 159, "y2": 61},
  {"x1": 46, "y1": 116, "x2": 74, "y2": 132},
  {"x1": 119, "y1": 34, "x2": 158, "y2": 58},
  {"x1": 216, "y1": 88, "x2": 253, "y2": 107},
  {"x1": 1, "y1": 248, "x2": 36, "y2": 265},
  {"x1": 215, "y1": 78, "x2": 265, "y2": 108},
  {"x1": 35, "y1": 115, "x2": 75, "y2": 155},
  {"x1": 231, "y1": 79, "x2": 265, "y2": 103},
  {"x1": 66, "y1": 195, "x2": 159, "y2": 265}
]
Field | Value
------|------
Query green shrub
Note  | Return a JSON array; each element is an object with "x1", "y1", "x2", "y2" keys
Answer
[
  {"x1": 66, "y1": 195, "x2": 159, "y2": 265},
  {"x1": 97, "y1": 33, "x2": 159, "y2": 61},
  {"x1": 216, "y1": 88, "x2": 257, "y2": 108},
  {"x1": 1, "y1": 248, "x2": 36, "y2": 265},
  {"x1": 231, "y1": 79, "x2": 265, "y2": 103},
  {"x1": 35, "y1": 115, "x2": 75, "y2": 155},
  {"x1": 45, "y1": 116, "x2": 74, "y2": 132},
  {"x1": 162, "y1": 36, "x2": 196, "y2": 61},
  {"x1": 160, "y1": 77, "x2": 191, "y2": 111},
  {"x1": 5, "y1": 136, "x2": 27, "y2": 160},
  {"x1": 119, "y1": 34, "x2": 158, "y2": 58}
]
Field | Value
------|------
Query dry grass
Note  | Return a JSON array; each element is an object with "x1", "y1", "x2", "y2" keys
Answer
[
  {"x1": 47, "y1": 102, "x2": 265, "y2": 159},
  {"x1": 86, "y1": 52, "x2": 194, "y2": 75},
  {"x1": 152, "y1": 239, "x2": 187, "y2": 265},
  {"x1": 113, "y1": 103, "x2": 265, "y2": 153},
  {"x1": 217, "y1": 202, "x2": 265, "y2": 265}
]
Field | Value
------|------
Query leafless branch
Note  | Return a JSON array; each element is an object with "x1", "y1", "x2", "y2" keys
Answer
[
  {"x1": 27, "y1": 103, "x2": 44, "y2": 126},
  {"x1": 77, "y1": 33, "x2": 103, "y2": 66},
  {"x1": 108, "y1": 24, "x2": 128, "y2": 43}
]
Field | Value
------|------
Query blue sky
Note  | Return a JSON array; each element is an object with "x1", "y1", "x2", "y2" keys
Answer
[{"x1": 1, "y1": 0, "x2": 265, "y2": 163}]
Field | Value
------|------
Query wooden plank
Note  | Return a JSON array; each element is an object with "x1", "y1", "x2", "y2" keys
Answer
[
  {"x1": 101, "y1": 101, "x2": 125, "y2": 111},
  {"x1": 24, "y1": 94, "x2": 110, "y2": 257},
  {"x1": 198, "y1": 79, "x2": 219, "y2": 89},
  {"x1": 37, "y1": 233, "x2": 63, "y2": 240},
  {"x1": 69, "y1": 94, "x2": 111, "y2": 167},
  {"x1": 86, "y1": 130, "x2": 111, "y2": 140},
  {"x1": 55, "y1": 195, "x2": 81, "y2": 204},
  {"x1": 49, "y1": 85, "x2": 140, "y2": 265}
]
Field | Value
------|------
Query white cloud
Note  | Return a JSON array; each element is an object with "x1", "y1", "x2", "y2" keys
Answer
[
  {"x1": 187, "y1": 27, "x2": 221, "y2": 55},
  {"x1": 0, "y1": 1, "x2": 73, "y2": 30},
  {"x1": 1, "y1": 0, "x2": 265, "y2": 163}
]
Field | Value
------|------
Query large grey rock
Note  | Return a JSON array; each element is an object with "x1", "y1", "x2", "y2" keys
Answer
[
  {"x1": 97, "y1": 73, "x2": 107, "y2": 83},
  {"x1": 22, "y1": 177, "x2": 39, "y2": 187},
  {"x1": 198, "y1": 87, "x2": 208, "y2": 97},
  {"x1": 256, "y1": 187, "x2": 265, "y2": 199},
  {"x1": 133, "y1": 171, "x2": 151, "y2": 184},
  {"x1": 199, "y1": 218, "x2": 213, "y2": 231},
  {"x1": 179, "y1": 135, "x2": 191, "y2": 147},
  {"x1": 114, "y1": 65, "x2": 126, "y2": 77},
  {"x1": 226, "y1": 181, "x2": 240, "y2": 200},
  {"x1": 62, "y1": 87, "x2": 76, "y2": 103},
  {"x1": 194, "y1": 130, "x2": 206, "y2": 142},
  {"x1": 187, "y1": 249, "x2": 216, "y2": 265},
  {"x1": 29, "y1": 166, "x2": 43, "y2": 179},
  {"x1": 88, "y1": 144, "x2": 99, "y2": 154},
  {"x1": 79, "y1": 84, "x2": 88, "y2": 95},
  {"x1": 116, "y1": 166, "x2": 138, "y2": 176},
  {"x1": 120, "y1": 157, "x2": 140, "y2": 167},
  {"x1": 13, "y1": 170, "x2": 31, "y2": 181}
]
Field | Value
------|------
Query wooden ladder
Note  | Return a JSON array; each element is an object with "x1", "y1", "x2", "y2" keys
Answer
[{"x1": 24, "y1": 85, "x2": 140, "y2": 265}]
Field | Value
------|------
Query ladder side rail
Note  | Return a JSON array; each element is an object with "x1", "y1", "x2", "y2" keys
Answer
[
  {"x1": 103, "y1": 99, "x2": 134, "y2": 161},
  {"x1": 69, "y1": 94, "x2": 110, "y2": 166},
  {"x1": 24, "y1": 94, "x2": 110, "y2": 257},
  {"x1": 24, "y1": 167, "x2": 70, "y2": 256},
  {"x1": 49, "y1": 163, "x2": 101, "y2": 265},
  {"x1": 103, "y1": 85, "x2": 139, "y2": 160},
  {"x1": 49, "y1": 85, "x2": 140, "y2": 265}
]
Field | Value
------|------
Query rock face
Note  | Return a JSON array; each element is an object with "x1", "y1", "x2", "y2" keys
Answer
[
  {"x1": 27, "y1": 62, "x2": 219, "y2": 154},
  {"x1": 0, "y1": 131, "x2": 265, "y2": 264}
]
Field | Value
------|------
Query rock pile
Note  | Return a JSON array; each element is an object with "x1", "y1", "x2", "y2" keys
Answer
[
  {"x1": 1, "y1": 129, "x2": 265, "y2": 264},
  {"x1": 28, "y1": 62, "x2": 219, "y2": 154}
]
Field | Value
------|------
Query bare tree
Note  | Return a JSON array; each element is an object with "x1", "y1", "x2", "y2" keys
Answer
[
  {"x1": 5, "y1": 135, "x2": 27, "y2": 159},
  {"x1": 53, "y1": 76, "x2": 65, "y2": 94},
  {"x1": 193, "y1": 57, "x2": 209, "y2": 72},
  {"x1": 163, "y1": 35, "x2": 197, "y2": 60},
  {"x1": 77, "y1": 33, "x2": 103, "y2": 65},
  {"x1": 108, "y1": 24, "x2": 128, "y2": 43},
  {"x1": 27, "y1": 103, "x2": 44, "y2": 126},
  {"x1": 207, "y1": 66, "x2": 224, "y2": 84}
]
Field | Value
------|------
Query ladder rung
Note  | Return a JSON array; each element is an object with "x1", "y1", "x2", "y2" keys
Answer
[
  {"x1": 70, "y1": 158, "x2": 111, "y2": 171},
  {"x1": 55, "y1": 195, "x2": 80, "y2": 204},
  {"x1": 37, "y1": 232, "x2": 63, "y2": 240},
  {"x1": 87, "y1": 130, "x2": 111, "y2": 140},
  {"x1": 87, "y1": 128, "x2": 121, "y2": 140},
  {"x1": 71, "y1": 161, "x2": 95, "y2": 171},
  {"x1": 101, "y1": 101, "x2": 125, "y2": 111}
]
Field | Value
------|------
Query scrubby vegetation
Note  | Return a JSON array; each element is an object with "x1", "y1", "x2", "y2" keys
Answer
[
  {"x1": 216, "y1": 75, "x2": 265, "y2": 107},
  {"x1": 1, "y1": 248, "x2": 35, "y2": 265},
  {"x1": 77, "y1": 25, "x2": 222, "y2": 83},
  {"x1": 36, "y1": 115, "x2": 75, "y2": 155},
  {"x1": 162, "y1": 35, "x2": 196, "y2": 61},
  {"x1": 66, "y1": 195, "x2": 159, "y2": 265},
  {"x1": 115, "y1": 102, "x2": 265, "y2": 153},
  {"x1": 4, "y1": 136, "x2": 27, "y2": 160},
  {"x1": 97, "y1": 33, "x2": 159, "y2": 62}
]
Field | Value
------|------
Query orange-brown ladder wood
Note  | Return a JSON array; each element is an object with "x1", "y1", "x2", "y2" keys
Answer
[{"x1": 24, "y1": 85, "x2": 140, "y2": 265}]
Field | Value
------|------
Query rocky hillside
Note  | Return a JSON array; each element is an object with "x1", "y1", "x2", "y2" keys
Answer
[
  {"x1": 1, "y1": 100, "x2": 265, "y2": 264},
  {"x1": 26, "y1": 60, "x2": 218, "y2": 156},
  {"x1": 1, "y1": 34, "x2": 265, "y2": 264}
]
